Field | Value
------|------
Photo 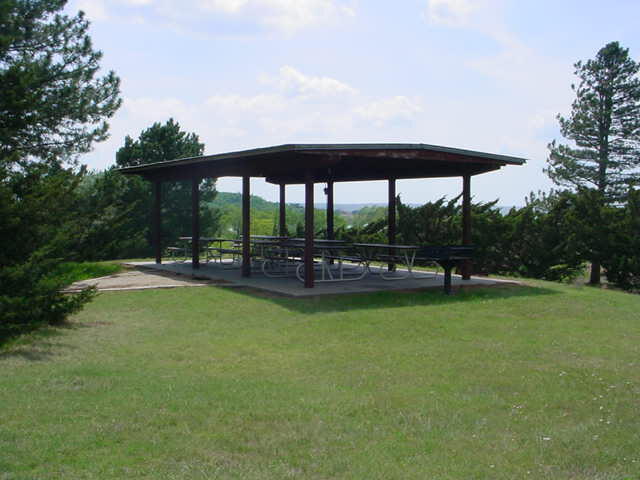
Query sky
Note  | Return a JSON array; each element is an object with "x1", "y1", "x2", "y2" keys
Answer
[{"x1": 66, "y1": 0, "x2": 640, "y2": 206}]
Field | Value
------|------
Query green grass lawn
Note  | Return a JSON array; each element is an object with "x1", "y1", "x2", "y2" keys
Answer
[
  {"x1": 1, "y1": 281, "x2": 639, "y2": 479},
  {"x1": 50, "y1": 261, "x2": 126, "y2": 285}
]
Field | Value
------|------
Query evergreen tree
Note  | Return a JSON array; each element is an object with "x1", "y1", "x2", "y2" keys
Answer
[
  {"x1": 115, "y1": 119, "x2": 219, "y2": 248},
  {"x1": 602, "y1": 188, "x2": 640, "y2": 291},
  {"x1": 546, "y1": 41, "x2": 640, "y2": 283},
  {"x1": 0, "y1": 1, "x2": 121, "y2": 339},
  {"x1": 0, "y1": 0, "x2": 121, "y2": 166},
  {"x1": 115, "y1": 118, "x2": 204, "y2": 168},
  {"x1": 70, "y1": 168, "x2": 152, "y2": 260}
]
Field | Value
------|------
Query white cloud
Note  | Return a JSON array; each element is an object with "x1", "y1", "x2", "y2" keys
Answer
[
  {"x1": 262, "y1": 65, "x2": 358, "y2": 97},
  {"x1": 88, "y1": 66, "x2": 426, "y2": 173},
  {"x1": 121, "y1": 0, "x2": 154, "y2": 5},
  {"x1": 355, "y1": 96, "x2": 423, "y2": 127},
  {"x1": 465, "y1": 29, "x2": 572, "y2": 103},
  {"x1": 468, "y1": 36, "x2": 532, "y2": 80},
  {"x1": 257, "y1": 0, "x2": 355, "y2": 33},
  {"x1": 75, "y1": 0, "x2": 355, "y2": 33},
  {"x1": 426, "y1": 0, "x2": 479, "y2": 27},
  {"x1": 425, "y1": 0, "x2": 571, "y2": 101},
  {"x1": 206, "y1": 93, "x2": 286, "y2": 113},
  {"x1": 197, "y1": 0, "x2": 249, "y2": 13},
  {"x1": 197, "y1": 0, "x2": 356, "y2": 32},
  {"x1": 123, "y1": 96, "x2": 195, "y2": 123}
]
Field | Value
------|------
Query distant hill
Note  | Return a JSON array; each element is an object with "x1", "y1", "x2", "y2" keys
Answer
[
  {"x1": 211, "y1": 191, "x2": 291, "y2": 212},
  {"x1": 212, "y1": 194, "x2": 395, "y2": 214},
  {"x1": 212, "y1": 191, "x2": 517, "y2": 215},
  {"x1": 314, "y1": 202, "x2": 421, "y2": 213}
]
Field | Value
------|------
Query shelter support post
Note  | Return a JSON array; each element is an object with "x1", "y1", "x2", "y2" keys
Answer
[
  {"x1": 279, "y1": 183, "x2": 286, "y2": 237},
  {"x1": 326, "y1": 181, "x2": 334, "y2": 240},
  {"x1": 304, "y1": 172, "x2": 315, "y2": 288},
  {"x1": 388, "y1": 178, "x2": 396, "y2": 271},
  {"x1": 242, "y1": 176, "x2": 251, "y2": 277},
  {"x1": 153, "y1": 180, "x2": 162, "y2": 264},
  {"x1": 440, "y1": 260, "x2": 455, "y2": 295},
  {"x1": 191, "y1": 178, "x2": 200, "y2": 269},
  {"x1": 461, "y1": 174, "x2": 472, "y2": 280}
]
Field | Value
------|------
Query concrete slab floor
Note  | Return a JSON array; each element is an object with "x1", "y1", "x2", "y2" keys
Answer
[{"x1": 126, "y1": 260, "x2": 518, "y2": 298}]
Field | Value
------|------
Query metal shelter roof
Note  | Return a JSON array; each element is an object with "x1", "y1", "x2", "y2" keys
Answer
[{"x1": 118, "y1": 143, "x2": 526, "y2": 184}]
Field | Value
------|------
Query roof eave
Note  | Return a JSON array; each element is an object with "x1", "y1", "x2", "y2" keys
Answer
[{"x1": 117, "y1": 143, "x2": 527, "y2": 177}]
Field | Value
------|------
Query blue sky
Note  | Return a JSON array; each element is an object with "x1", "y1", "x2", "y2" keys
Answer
[{"x1": 68, "y1": 0, "x2": 640, "y2": 206}]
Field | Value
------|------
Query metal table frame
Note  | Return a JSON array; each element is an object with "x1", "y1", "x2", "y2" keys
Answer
[{"x1": 352, "y1": 243, "x2": 421, "y2": 280}]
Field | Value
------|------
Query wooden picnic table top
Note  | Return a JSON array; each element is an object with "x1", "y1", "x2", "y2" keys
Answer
[{"x1": 352, "y1": 243, "x2": 420, "y2": 249}]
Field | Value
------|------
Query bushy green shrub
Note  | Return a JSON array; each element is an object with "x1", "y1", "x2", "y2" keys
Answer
[
  {"x1": 499, "y1": 191, "x2": 584, "y2": 281},
  {"x1": 392, "y1": 192, "x2": 585, "y2": 281},
  {"x1": 0, "y1": 255, "x2": 95, "y2": 339},
  {"x1": 0, "y1": 166, "x2": 95, "y2": 341},
  {"x1": 605, "y1": 255, "x2": 640, "y2": 292},
  {"x1": 335, "y1": 218, "x2": 388, "y2": 244}
]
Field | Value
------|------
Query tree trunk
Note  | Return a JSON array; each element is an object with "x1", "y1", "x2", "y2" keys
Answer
[{"x1": 589, "y1": 260, "x2": 601, "y2": 284}]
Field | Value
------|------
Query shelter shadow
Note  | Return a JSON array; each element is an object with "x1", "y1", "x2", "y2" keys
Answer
[{"x1": 226, "y1": 283, "x2": 559, "y2": 315}]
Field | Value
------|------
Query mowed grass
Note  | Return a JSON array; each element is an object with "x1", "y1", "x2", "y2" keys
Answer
[{"x1": 1, "y1": 281, "x2": 639, "y2": 479}]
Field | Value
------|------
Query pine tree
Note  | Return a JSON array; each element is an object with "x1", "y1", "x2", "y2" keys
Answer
[
  {"x1": 115, "y1": 119, "x2": 219, "y2": 248},
  {"x1": 0, "y1": 1, "x2": 121, "y2": 338},
  {"x1": 546, "y1": 41, "x2": 640, "y2": 283},
  {"x1": 0, "y1": 0, "x2": 121, "y2": 166}
]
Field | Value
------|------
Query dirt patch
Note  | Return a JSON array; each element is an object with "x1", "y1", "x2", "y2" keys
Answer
[{"x1": 63, "y1": 268, "x2": 228, "y2": 293}]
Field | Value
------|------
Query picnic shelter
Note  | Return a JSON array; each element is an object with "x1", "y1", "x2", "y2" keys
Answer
[{"x1": 119, "y1": 143, "x2": 525, "y2": 290}]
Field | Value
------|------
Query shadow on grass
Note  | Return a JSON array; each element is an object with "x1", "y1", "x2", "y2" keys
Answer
[
  {"x1": 227, "y1": 283, "x2": 560, "y2": 315},
  {"x1": 0, "y1": 321, "x2": 87, "y2": 361}
]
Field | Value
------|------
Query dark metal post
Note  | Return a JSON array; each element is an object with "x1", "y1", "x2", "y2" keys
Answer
[
  {"x1": 443, "y1": 263, "x2": 453, "y2": 295},
  {"x1": 304, "y1": 172, "x2": 314, "y2": 288},
  {"x1": 462, "y1": 174, "x2": 472, "y2": 280},
  {"x1": 191, "y1": 178, "x2": 200, "y2": 269},
  {"x1": 388, "y1": 178, "x2": 396, "y2": 271},
  {"x1": 153, "y1": 180, "x2": 162, "y2": 264},
  {"x1": 279, "y1": 183, "x2": 286, "y2": 237},
  {"x1": 326, "y1": 181, "x2": 334, "y2": 240},
  {"x1": 242, "y1": 176, "x2": 251, "y2": 277}
]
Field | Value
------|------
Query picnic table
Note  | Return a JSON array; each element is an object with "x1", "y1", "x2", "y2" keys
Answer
[
  {"x1": 234, "y1": 236, "x2": 288, "y2": 269},
  {"x1": 290, "y1": 239, "x2": 367, "y2": 283},
  {"x1": 166, "y1": 235, "x2": 472, "y2": 294},
  {"x1": 177, "y1": 237, "x2": 240, "y2": 264},
  {"x1": 352, "y1": 243, "x2": 421, "y2": 280},
  {"x1": 417, "y1": 245, "x2": 474, "y2": 295},
  {"x1": 258, "y1": 238, "x2": 366, "y2": 282},
  {"x1": 258, "y1": 239, "x2": 427, "y2": 283}
]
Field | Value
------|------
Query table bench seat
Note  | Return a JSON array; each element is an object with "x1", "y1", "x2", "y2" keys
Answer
[{"x1": 323, "y1": 255, "x2": 364, "y2": 264}]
